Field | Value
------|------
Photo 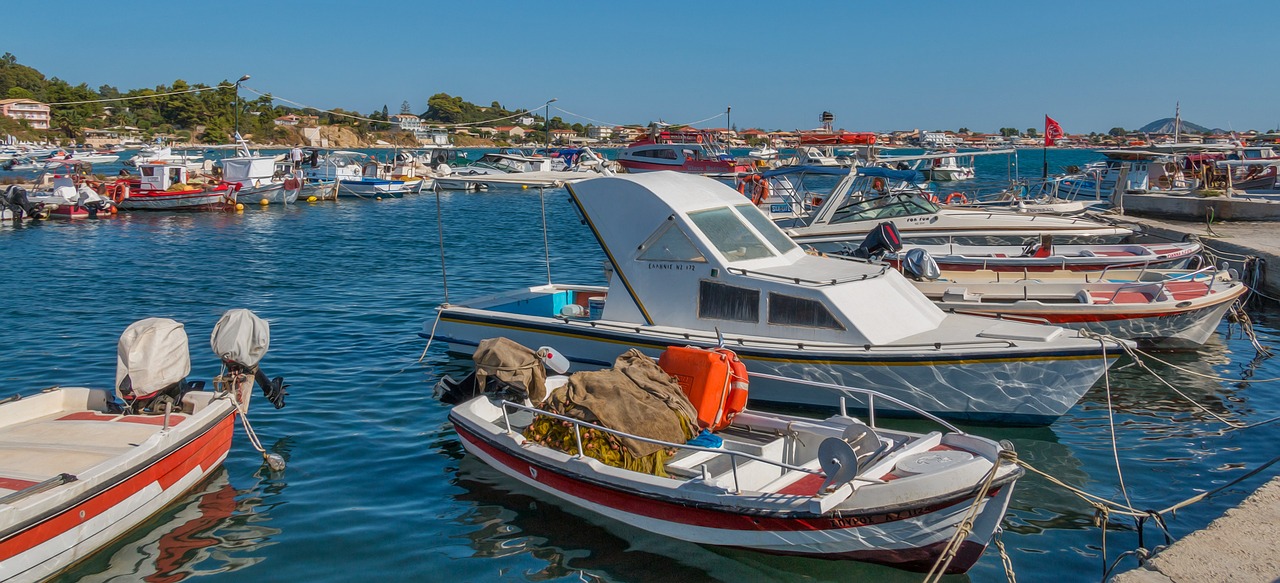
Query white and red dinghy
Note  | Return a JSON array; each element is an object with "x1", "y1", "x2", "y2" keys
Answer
[
  {"x1": 440, "y1": 340, "x2": 1022, "y2": 574},
  {"x1": 901, "y1": 261, "x2": 1247, "y2": 348},
  {"x1": 0, "y1": 310, "x2": 287, "y2": 582},
  {"x1": 890, "y1": 239, "x2": 1202, "y2": 272}
]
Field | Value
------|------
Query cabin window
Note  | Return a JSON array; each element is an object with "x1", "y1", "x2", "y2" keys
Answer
[
  {"x1": 698, "y1": 280, "x2": 759, "y2": 322},
  {"x1": 689, "y1": 207, "x2": 774, "y2": 262},
  {"x1": 637, "y1": 221, "x2": 706, "y2": 262},
  {"x1": 829, "y1": 193, "x2": 936, "y2": 225},
  {"x1": 141, "y1": 166, "x2": 156, "y2": 177},
  {"x1": 768, "y1": 292, "x2": 845, "y2": 330},
  {"x1": 735, "y1": 204, "x2": 798, "y2": 254}
]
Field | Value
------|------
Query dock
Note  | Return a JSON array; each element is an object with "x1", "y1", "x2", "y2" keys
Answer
[{"x1": 1111, "y1": 476, "x2": 1280, "y2": 582}]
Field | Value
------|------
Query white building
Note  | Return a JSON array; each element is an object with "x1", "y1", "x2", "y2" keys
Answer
[{"x1": 587, "y1": 125, "x2": 613, "y2": 140}]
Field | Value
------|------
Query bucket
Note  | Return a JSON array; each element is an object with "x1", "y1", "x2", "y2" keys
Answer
[{"x1": 587, "y1": 297, "x2": 606, "y2": 320}]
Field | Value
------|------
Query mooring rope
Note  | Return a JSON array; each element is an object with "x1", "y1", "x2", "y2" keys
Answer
[{"x1": 924, "y1": 449, "x2": 1013, "y2": 582}]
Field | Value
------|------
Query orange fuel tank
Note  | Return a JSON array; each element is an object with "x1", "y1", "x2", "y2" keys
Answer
[{"x1": 657, "y1": 346, "x2": 748, "y2": 431}]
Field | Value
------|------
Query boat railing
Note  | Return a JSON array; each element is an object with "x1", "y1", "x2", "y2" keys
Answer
[
  {"x1": 557, "y1": 317, "x2": 1018, "y2": 351},
  {"x1": 724, "y1": 264, "x2": 890, "y2": 286},
  {"x1": 0, "y1": 473, "x2": 77, "y2": 505},
  {"x1": 496, "y1": 399, "x2": 822, "y2": 494},
  {"x1": 747, "y1": 371, "x2": 962, "y2": 433}
]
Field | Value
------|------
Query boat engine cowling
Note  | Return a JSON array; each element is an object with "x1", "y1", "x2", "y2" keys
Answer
[
  {"x1": 902, "y1": 248, "x2": 941, "y2": 281},
  {"x1": 851, "y1": 221, "x2": 903, "y2": 261},
  {"x1": 116, "y1": 317, "x2": 193, "y2": 412},
  {"x1": 211, "y1": 309, "x2": 287, "y2": 409}
]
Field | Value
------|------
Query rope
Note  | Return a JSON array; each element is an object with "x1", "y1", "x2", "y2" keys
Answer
[
  {"x1": 47, "y1": 84, "x2": 233, "y2": 106},
  {"x1": 992, "y1": 528, "x2": 1017, "y2": 583},
  {"x1": 417, "y1": 309, "x2": 444, "y2": 363},
  {"x1": 924, "y1": 449, "x2": 1012, "y2": 582},
  {"x1": 552, "y1": 105, "x2": 622, "y2": 129},
  {"x1": 1100, "y1": 339, "x2": 1136, "y2": 511}
]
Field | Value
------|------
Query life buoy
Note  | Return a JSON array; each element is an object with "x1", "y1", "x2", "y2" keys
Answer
[
  {"x1": 944, "y1": 192, "x2": 968, "y2": 205},
  {"x1": 714, "y1": 347, "x2": 749, "y2": 428},
  {"x1": 872, "y1": 177, "x2": 886, "y2": 190},
  {"x1": 108, "y1": 181, "x2": 130, "y2": 204},
  {"x1": 737, "y1": 174, "x2": 770, "y2": 205}
]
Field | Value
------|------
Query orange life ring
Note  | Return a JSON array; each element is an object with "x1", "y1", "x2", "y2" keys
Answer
[
  {"x1": 715, "y1": 347, "x2": 749, "y2": 429},
  {"x1": 944, "y1": 192, "x2": 968, "y2": 205},
  {"x1": 737, "y1": 174, "x2": 770, "y2": 205},
  {"x1": 108, "y1": 180, "x2": 130, "y2": 204}
]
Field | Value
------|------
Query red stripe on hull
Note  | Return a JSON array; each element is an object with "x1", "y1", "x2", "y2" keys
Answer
[{"x1": 0, "y1": 412, "x2": 234, "y2": 563}]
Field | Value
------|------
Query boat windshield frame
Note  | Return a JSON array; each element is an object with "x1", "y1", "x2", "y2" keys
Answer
[
  {"x1": 688, "y1": 206, "x2": 777, "y2": 262},
  {"x1": 828, "y1": 192, "x2": 940, "y2": 225}
]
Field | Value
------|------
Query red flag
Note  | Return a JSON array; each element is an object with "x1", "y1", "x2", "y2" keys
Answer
[{"x1": 1045, "y1": 115, "x2": 1064, "y2": 147}]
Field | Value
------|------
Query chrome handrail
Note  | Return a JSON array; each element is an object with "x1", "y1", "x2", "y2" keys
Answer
[{"x1": 497, "y1": 400, "x2": 823, "y2": 494}]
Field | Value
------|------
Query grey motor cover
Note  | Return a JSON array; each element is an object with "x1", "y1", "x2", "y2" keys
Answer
[
  {"x1": 211, "y1": 309, "x2": 270, "y2": 368},
  {"x1": 117, "y1": 318, "x2": 191, "y2": 400},
  {"x1": 903, "y1": 247, "x2": 941, "y2": 281}
]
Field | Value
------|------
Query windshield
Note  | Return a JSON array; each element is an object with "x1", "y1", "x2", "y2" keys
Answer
[
  {"x1": 734, "y1": 204, "x2": 798, "y2": 254},
  {"x1": 829, "y1": 192, "x2": 938, "y2": 225},
  {"x1": 688, "y1": 207, "x2": 774, "y2": 262}
]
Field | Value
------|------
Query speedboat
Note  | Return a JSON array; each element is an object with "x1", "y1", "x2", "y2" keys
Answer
[
  {"x1": 218, "y1": 141, "x2": 297, "y2": 204},
  {"x1": 125, "y1": 146, "x2": 204, "y2": 170},
  {"x1": 23, "y1": 161, "x2": 115, "y2": 219},
  {"x1": 780, "y1": 167, "x2": 1133, "y2": 248},
  {"x1": 617, "y1": 129, "x2": 752, "y2": 177},
  {"x1": 0, "y1": 309, "x2": 288, "y2": 582},
  {"x1": 441, "y1": 340, "x2": 1022, "y2": 573},
  {"x1": 917, "y1": 150, "x2": 975, "y2": 182},
  {"x1": 898, "y1": 254, "x2": 1245, "y2": 348},
  {"x1": 423, "y1": 172, "x2": 1125, "y2": 425}
]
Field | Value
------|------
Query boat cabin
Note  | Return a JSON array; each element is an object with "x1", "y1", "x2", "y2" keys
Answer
[
  {"x1": 137, "y1": 162, "x2": 190, "y2": 192},
  {"x1": 302, "y1": 150, "x2": 368, "y2": 182},
  {"x1": 564, "y1": 172, "x2": 944, "y2": 346}
]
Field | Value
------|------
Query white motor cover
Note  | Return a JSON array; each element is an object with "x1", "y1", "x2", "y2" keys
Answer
[
  {"x1": 116, "y1": 318, "x2": 191, "y2": 399},
  {"x1": 211, "y1": 309, "x2": 270, "y2": 368}
]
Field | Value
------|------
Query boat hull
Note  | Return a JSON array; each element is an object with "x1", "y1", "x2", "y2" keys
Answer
[
  {"x1": 430, "y1": 307, "x2": 1112, "y2": 425},
  {"x1": 451, "y1": 413, "x2": 1014, "y2": 573},
  {"x1": 334, "y1": 179, "x2": 418, "y2": 198},
  {"x1": 0, "y1": 402, "x2": 234, "y2": 583},
  {"x1": 117, "y1": 190, "x2": 229, "y2": 211}
]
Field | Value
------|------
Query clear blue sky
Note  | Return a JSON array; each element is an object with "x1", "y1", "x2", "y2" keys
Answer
[{"x1": 6, "y1": 0, "x2": 1278, "y2": 133}]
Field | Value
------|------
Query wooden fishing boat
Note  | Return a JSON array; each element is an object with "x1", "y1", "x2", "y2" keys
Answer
[
  {"x1": 0, "y1": 310, "x2": 287, "y2": 582},
  {"x1": 899, "y1": 259, "x2": 1246, "y2": 348},
  {"x1": 113, "y1": 162, "x2": 235, "y2": 211},
  {"x1": 440, "y1": 341, "x2": 1022, "y2": 574}
]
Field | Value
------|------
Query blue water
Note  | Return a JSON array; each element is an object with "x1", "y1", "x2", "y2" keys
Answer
[{"x1": 0, "y1": 150, "x2": 1276, "y2": 582}]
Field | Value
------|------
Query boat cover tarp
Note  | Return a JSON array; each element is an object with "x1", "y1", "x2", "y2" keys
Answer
[
  {"x1": 856, "y1": 167, "x2": 923, "y2": 182},
  {"x1": 473, "y1": 337, "x2": 547, "y2": 403},
  {"x1": 211, "y1": 309, "x2": 270, "y2": 369},
  {"x1": 116, "y1": 318, "x2": 190, "y2": 400},
  {"x1": 534, "y1": 349, "x2": 698, "y2": 459}
]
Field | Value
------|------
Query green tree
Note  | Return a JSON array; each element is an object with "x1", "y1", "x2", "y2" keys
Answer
[
  {"x1": 1025, "y1": 128, "x2": 1038, "y2": 138},
  {"x1": 958, "y1": 127, "x2": 970, "y2": 134},
  {"x1": 6, "y1": 86, "x2": 34, "y2": 99},
  {"x1": 999, "y1": 127, "x2": 1019, "y2": 137},
  {"x1": 1108, "y1": 127, "x2": 1127, "y2": 137},
  {"x1": 400, "y1": 100, "x2": 411, "y2": 115}
]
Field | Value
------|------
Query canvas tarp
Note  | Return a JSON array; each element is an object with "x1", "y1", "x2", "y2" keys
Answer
[
  {"x1": 116, "y1": 317, "x2": 190, "y2": 400},
  {"x1": 211, "y1": 309, "x2": 270, "y2": 368},
  {"x1": 473, "y1": 337, "x2": 546, "y2": 403}
]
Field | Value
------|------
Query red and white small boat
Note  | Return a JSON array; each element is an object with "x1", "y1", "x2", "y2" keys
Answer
[
  {"x1": 441, "y1": 341, "x2": 1022, "y2": 574},
  {"x1": 112, "y1": 162, "x2": 237, "y2": 211},
  {"x1": 617, "y1": 130, "x2": 752, "y2": 176},
  {"x1": 0, "y1": 310, "x2": 287, "y2": 582},
  {"x1": 902, "y1": 261, "x2": 1247, "y2": 348}
]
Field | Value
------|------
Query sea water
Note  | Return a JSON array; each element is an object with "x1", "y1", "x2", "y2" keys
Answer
[{"x1": 0, "y1": 149, "x2": 1276, "y2": 582}]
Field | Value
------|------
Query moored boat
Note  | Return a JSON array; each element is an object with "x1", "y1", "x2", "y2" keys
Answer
[
  {"x1": 113, "y1": 162, "x2": 236, "y2": 211},
  {"x1": 440, "y1": 340, "x2": 1022, "y2": 573},
  {"x1": 423, "y1": 172, "x2": 1126, "y2": 425},
  {"x1": 617, "y1": 129, "x2": 752, "y2": 176},
  {"x1": 883, "y1": 236, "x2": 1202, "y2": 272},
  {"x1": 0, "y1": 309, "x2": 288, "y2": 582},
  {"x1": 899, "y1": 256, "x2": 1246, "y2": 348}
]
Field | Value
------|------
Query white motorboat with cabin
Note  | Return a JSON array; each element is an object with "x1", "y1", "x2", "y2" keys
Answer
[
  {"x1": 778, "y1": 167, "x2": 1132, "y2": 249},
  {"x1": 440, "y1": 340, "x2": 1022, "y2": 573},
  {"x1": 423, "y1": 172, "x2": 1125, "y2": 425},
  {"x1": 915, "y1": 150, "x2": 976, "y2": 182},
  {"x1": 218, "y1": 141, "x2": 297, "y2": 204},
  {"x1": 0, "y1": 310, "x2": 288, "y2": 583},
  {"x1": 125, "y1": 146, "x2": 204, "y2": 170},
  {"x1": 616, "y1": 129, "x2": 753, "y2": 177},
  {"x1": 300, "y1": 149, "x2": 423, "y2": 198}
]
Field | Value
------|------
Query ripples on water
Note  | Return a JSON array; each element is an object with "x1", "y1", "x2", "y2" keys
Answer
[{"x1": 2, "y1": 152, "x2": 1277, "y2": 582}]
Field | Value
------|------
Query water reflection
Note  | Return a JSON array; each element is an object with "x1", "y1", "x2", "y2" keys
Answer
[{"x1": 55, "y1": 465, "x2": 287, "y2": 583}]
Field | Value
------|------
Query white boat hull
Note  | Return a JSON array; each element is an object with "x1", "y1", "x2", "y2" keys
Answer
[{"x1": 431, "y1": 305, "x2": 1113, "y2": 425}]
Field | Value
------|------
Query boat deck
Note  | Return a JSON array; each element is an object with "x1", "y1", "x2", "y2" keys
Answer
[{"x1": 0, "y1": 407, "x2": 184, "y2": 498}]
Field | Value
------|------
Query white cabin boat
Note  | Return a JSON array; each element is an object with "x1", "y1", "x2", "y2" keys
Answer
[{"x1": 424, "y1": 172, "x2": 1125, "y2": 425}]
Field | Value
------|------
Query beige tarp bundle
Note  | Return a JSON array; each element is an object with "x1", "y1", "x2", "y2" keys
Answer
[
  {"x1": 473, "y1": 337, "x2": 547, "y2": 403},
  {"x1": 547, "y1": 349, "x2": 698, "y2": 458}
]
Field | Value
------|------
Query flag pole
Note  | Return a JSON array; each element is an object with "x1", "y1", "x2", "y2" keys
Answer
[{"x1": 1042, "y1": 114, "x2": 1048, "y2": 179}]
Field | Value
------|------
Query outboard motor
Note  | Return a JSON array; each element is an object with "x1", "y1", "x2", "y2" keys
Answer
[
  {"x1": 211, "y1": 309, "x2": 287, "y2": 409},
  {"x1": 116, "y1": 318, "x2": 200, "y2": 413},
  {"x1": 2, "y1": 185, "x2": 45, "y2": 221},
  {"x1": 851, "y1": 221, "x2": 903, "y2": 261},
  {"x1": 902, "y1": 248, "x2": 941, "y2": 281}
]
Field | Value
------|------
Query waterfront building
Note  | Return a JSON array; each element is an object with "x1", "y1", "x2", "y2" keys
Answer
[{"x1": 0, "y1": 98, "x2": 50, "y2": 130}]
